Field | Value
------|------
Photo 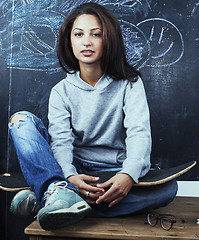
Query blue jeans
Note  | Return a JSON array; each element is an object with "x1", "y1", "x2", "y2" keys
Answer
[{"x1": 8, "y1": 111, "x2": 178, "y2": 217}]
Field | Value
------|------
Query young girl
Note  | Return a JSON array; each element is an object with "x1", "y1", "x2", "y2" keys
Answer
[{"x1": 9, "y1": 2, "x2": 177, "y2": 231}]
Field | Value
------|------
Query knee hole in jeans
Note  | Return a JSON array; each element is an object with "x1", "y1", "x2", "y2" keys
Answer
[{"x1": 10, "y1": 114, "x2": 27, "y2": 127}]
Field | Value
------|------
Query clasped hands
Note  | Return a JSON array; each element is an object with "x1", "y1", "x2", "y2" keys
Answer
[{"x1": 68, "y1": 173, "x2": 134, "y2": 207}]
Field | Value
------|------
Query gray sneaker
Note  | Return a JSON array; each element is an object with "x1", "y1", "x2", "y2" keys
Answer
[
  {"x1": 10, "y1": 190, "x2": 39, "y2": 216},
  {"x1": 37, "y1": 181, "x2": 91, "y2": 230}
]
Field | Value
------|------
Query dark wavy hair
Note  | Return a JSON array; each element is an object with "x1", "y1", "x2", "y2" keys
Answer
[{"x1": 57, "y1": 2, "x2": 140, "y2": 82}]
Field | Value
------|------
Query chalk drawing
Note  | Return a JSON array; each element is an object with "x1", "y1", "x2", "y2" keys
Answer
[
  {"x1": 137, "y1": 18, "x2": 184, "y2": 67},
  {"x1": 191, "y1": 2, "x2": 199, "y2": 16},
  {"x1": 8, "y1": 2, "x2": 65, "y2": 71},
  {"x1": 6, "y1": 0, "x2": 15, "y2": 172},
  {"x1": 100, "y1": 0, "x2": 146, "y2": 8},
  {"x1": 57, "y1": 0, "x2": 87, "y2": 13},
  {"x1": 0, "y1": 0, "x2": 185, "y2": 72},
  {"x1": 100, "y1": 0, "x2": 152, "y2": 20},
  {"x1": 23, "y1": 0, "x2": 35, "y2": 4},
  {"x1": 119, "y1": 20, "x2": 151, "y2": 69}
]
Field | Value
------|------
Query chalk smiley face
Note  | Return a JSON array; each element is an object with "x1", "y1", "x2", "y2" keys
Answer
[
  {"x1": 137, "y1": 18, "x2": 184, "y2": 67},
  {"x1": 119, "y1": 18, "x2": 184, "y2": 69}
]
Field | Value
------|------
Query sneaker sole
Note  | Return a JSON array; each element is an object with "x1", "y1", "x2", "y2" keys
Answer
[{"x1": 38, "y1": 201, "x2": 91, "y2": 230}]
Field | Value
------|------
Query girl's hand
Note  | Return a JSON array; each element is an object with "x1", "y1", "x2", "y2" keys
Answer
[
  {"x1": 68, "y1": 174, "x2": 105, "y2": 204},
  {"x1": 95, "y1": 173, "x2": 134, "y2": 207}
]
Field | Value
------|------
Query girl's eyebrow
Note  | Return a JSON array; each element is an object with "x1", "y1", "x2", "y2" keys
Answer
[{"x1": 73, "y1": 27, "x2": 102, "y2": 31}]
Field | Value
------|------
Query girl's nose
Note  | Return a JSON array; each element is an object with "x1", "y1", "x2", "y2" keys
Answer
[
  {"x1": 83, "y1": 42, "x2": 91, "y2": 47},
  {"x1": 83, "y1": 36, "x2": 92, "y2": 47}
]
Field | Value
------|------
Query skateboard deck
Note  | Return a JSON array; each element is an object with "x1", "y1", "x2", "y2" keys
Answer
[
  {"x1": 86, "y1": 161, "x2": 196, "y2": 186},
  {"x1": 0, "y1": 161, "x2": 196, "y2": 192},
  {"x1": 0, "y1": 173, "x2": 30, "y2": 192}
]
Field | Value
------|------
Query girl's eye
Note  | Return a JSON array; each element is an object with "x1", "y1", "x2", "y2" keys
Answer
[
  {"x1": 74, "y1": 33, "x2": 83, "y2": 37},
  {"x1": 93, "y1": 33, "x2": 102, "y2": 37}
]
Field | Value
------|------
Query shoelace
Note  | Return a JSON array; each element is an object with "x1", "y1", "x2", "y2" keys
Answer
[{"x1": 43, "y1": 181, "x2": 69, "y2": 206}]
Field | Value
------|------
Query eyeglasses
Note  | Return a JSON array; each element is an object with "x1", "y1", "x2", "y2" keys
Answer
[{"x1": 145, "y1": 212, "x2": 185, "y2": 231}]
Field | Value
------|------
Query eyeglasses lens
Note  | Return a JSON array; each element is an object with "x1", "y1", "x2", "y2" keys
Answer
[
  {"x1": 161, "y1": 217, "x2": 172, "y2": 231},
  {"x1": 147, "y1": 214, "x2": 158, "y2": 226}
]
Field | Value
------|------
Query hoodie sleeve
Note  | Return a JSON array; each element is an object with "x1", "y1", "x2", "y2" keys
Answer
[
  {"x1": 48, "y1": 87, "x2": 78, "y2": 178},
  {"x1": 120, "y1": 77, "x2": 151, "y2": 183}
]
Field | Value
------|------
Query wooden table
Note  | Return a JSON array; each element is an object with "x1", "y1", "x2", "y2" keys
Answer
[{"x1": 25, "y1": 197, "x2": 199, "y2": 240}]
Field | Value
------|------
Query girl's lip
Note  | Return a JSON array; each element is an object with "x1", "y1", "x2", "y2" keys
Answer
[
  {"x1": 81, "y1": 49, "x2": 94, "y2": 52},
  {"x1": 81, "y1": 50, "x2": 94, "y2": 56}
]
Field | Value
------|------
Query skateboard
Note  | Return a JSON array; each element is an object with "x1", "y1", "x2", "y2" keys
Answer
[
  {"x1": 0, "y1": 173, "x2": 31, "y2": 192},
  {"x1": 86, "y1": 161, "x2": 196, "y2": 186},
  {"x1": 0, "y1": 161, "x2": 196, "y2": 192}
]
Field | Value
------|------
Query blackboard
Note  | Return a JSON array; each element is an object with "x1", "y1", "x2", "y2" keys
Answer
[{"x1": 0, "y1": 0, "x2": 198, "y2": 180}]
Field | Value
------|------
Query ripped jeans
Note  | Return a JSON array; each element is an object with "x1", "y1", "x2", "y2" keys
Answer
[{"x1": 8, "y1": 111, "x2": 178, "y2": 217}]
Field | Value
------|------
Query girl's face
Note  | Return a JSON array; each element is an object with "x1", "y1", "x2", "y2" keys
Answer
[{"x1": 70, "y1": 14, "x2": 103, "y2": 70}]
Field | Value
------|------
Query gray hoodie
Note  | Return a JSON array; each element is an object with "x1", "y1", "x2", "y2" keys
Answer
[{"x1": 48, "y1": 72, "x2": 151, "y2": 183}]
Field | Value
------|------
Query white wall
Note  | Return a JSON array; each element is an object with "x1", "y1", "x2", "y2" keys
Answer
[{"x1": 177, "y1": 181, "x2": 199, "y2": 197}]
